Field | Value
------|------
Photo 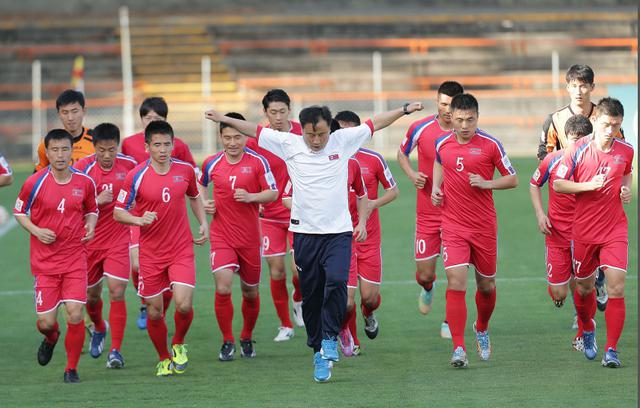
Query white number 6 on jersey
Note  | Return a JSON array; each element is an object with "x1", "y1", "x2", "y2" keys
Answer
[{"x1": 162, "y1": 187, "x2": 171, "y2": 203}]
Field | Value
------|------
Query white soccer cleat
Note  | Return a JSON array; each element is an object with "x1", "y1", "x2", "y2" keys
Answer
[
  {"x1": 440, "y1": 321, "x2": 452, "y2": 339},
  {"x1": 292, "y1": 300, "x2": 305, "y2": 327},
  {"x1": 273, "y1": 326, "x2": 294, "y2": 342}
]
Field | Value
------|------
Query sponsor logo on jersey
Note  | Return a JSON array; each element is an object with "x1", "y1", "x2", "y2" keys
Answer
[
  {"x1": 14, "y1": 198, "x2": 23, "y2": 212},
  {"x1": 556, "y1": 164, "x2": 569, "y2": 178},
  {"x1": 117, "y1": 190, "x2": 127, "y2": 203},
  {"x1": 533, "y1": 168, "x2": 541, "y2": 181}
]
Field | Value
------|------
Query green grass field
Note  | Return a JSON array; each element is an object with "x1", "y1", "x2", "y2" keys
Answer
[{"x1": 0, "y1": 158, "x2": 636, "y2": 407}]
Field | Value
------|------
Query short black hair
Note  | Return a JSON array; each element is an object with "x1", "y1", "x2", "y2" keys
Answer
[
  {"x1": 220, "y1": 112, "x2": 246, "y2": 132},
  {"x1": 334, "y1": 110, "x2": 361, "y2": 126},
  {"x1": 564, "y1": 115, "x2": 593, "y2": 137},
  {"x1": 565, "y1": 64, "x2": 595, "y2": 85},
  {"x1": 139, "y1": 97, "x2": 168, "y2": 119},
  {"x1": 44, "y1": 129, "x2": 73, "y2": 148},
  {"x1": 144, "y1": 120, "x2": 174, "y2": 144},
  {"x1": 262, "y1": 89, "x2": 291, "y2": 110},
  {"x1": 595, "y1": 97, "x2": 624, "y2": 118},
  {"x1": 56, "y1": 89, "x2": 85, "y2": 111},
  {"x1": 299, "y1": 106, "x2": 332, "y2": 130},
  {"x1": 437, "y1": 81, "x2": 464, "y2": 97},
  {"x1": 92, "y1": 123, "x2": 120, "y2": 145},
  {"x1": 450, "y1": 93, "x2": 479, "y2": 114},
  {"x1": 330, "y1": 119, "x2": 342, "y2": 133}
]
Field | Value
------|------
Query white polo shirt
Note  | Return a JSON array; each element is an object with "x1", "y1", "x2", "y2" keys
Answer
[{"x1": 257, "y1": 120, "x2": 374, "y2": 234}]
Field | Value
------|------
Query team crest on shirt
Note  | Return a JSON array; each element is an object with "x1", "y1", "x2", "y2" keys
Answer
[
  {"x1": 72, "y1": 187, "x2": 84, "y2": 197},
  {"x1": 328, "y1": 154, "x2": 340, "y2": 161},
  {"x1": 116, "y1": 172, "x2": 126, "y2": 180},
  {"x1": 241, "y1": 166, "x2": 252, "y2": 174},
  {"x1": 117, "y1": 190, "x2": 127, "y2": 203},
  {"x1": 613, "y1": 154, "x2": 624, "y2": 165},
  {"x1": 360, "y1": 167, "x2": 369, "y2": 174},
  {"x1": 173, "y1": 175, "x2": 184, "y2": 183},
  {"x1": 14, "y1": 198, "x2": 23, "y2": 212},
  {"x1": 469, "y1": 148, "x2": 482, "y2": 155},
  {"x1": 556, "y1": 164, "x2": 569, "y2": 178}
]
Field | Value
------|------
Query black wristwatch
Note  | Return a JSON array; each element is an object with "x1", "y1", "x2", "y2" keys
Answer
[{"x1": 402, "y1": 102, "x2": 411, "y2": 115}]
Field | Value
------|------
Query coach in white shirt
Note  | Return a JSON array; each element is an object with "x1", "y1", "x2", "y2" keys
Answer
[{"x1": 205, "y1": 102, "x2": 422, "y2": 382}]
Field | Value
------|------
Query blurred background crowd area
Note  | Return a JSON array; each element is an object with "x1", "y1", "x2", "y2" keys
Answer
[{"x1": 0, "y1": 0, "x2": 637, "y2": 162}]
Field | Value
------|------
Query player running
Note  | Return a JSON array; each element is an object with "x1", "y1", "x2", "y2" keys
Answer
[
  {"x1": 553, "y1": 98, "x2": 633, "y2": 368},
  {"x1": 121, "y1": 96, "x2": 197, "y2": 330},
  {"x1": 114, "y1": 121, "x2": 208, "y2": 376},
  {"x1": 15, "y1": 129, "x2": 98, "y2": 383},
  {"x1": 74, "y1": 123, "x2": 137, "y2": 368},
  {"x1": 246, "y1": 89, "x2": 305, "y2": 341},
  {"x1": 199, "y1": 112, "x2": 278, "y2": 361},
  {"x1": 431, "y1": 93, "x2": 518, "y2": 368},
  {"x1": 397, "y1": 81, "x2": 463, "y2": 338},
  {"x1": 35, "y1": 90, "x2": 94, "y2": 171},
  {"x1": 530, "y1": 115, "x2": 593, "y2": 350}
]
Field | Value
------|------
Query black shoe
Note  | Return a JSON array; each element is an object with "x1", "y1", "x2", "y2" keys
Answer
[
  {"x1": 239, "y1": 339, "x2": 256, "y2": 358},
  {"x1": 218, "y1": 341, "x2": 235, "y2": 362},
  {"x1": 364, "y1": 314, "x2": 379, "y2": 339},
  {"x1": 63, "y1": 369, "x2": 80, "y2": 383},
  {"x1": 37, "y1": 336, "x2": 58, "y2": 366}
]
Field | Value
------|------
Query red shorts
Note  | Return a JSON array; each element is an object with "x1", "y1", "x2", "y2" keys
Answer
[
  {"x1": 415, "y1": 221, "x2": 441, "y2": 261},
  {"x1": 129, "y1": 226, "x2": 140, "y2": 249},
  {"x1": 211, "y1": 244, "x2": 262, "y2": 286},
  {"x1": 545, "y1": 245, "x2": 573, "y2": 285},
  {"x1": 355, "y1": 241, "x2": 382, "y2": 285},
  {"x1": 441, "y1": 228, "x2": 497, "y2": 278},
  {"x1": 138, "y1": 254, "x2": 195, "y2": 298},
  {"x1": 87, "y1": 244, "x2": 131, "y2": 287},
  {"x1": 33, "y1": 267, "x2": 87, "y2": 314},
  {"x1": 261, "y1": 219, "x2": 293, "y2": 256},
  {"x1": 572, "y1": 240, "x2": 628, "y2": 280}
]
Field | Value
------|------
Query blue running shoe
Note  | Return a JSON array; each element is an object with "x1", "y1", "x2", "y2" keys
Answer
[
  {"x1": 106, "y1": 349, "x2": 124, "y2": 369},
  {"x1": 473, "y1": 322, "x2": 491, "y2": 361},
  {"x1": 321, "y1": 337, "x2": 339, "y2": 362},
  {"x1": 89, "y1": 321, "x2": 109, "y2": 359},
  {"x1": 137, "y1": 306, "x2": 147, "y2": 330},
  {"x1": 601, "y1": 348, "x2": 621, "y2": 368},
  {"x1": 313, "y1": 352, "x2": 331, "y2": 382},
  {"x1": 418, "y1": 287, "x2": 434, "y2": 315},
  {"x1": 582, "y1": 330, "x2": 597, "y2": 360},
  {"x1": 450, "y1": 346, "x2": 469, "y2": 368}
]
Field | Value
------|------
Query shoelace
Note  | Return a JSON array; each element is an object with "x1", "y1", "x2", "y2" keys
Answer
[{"x1": 477, "y1": 332, "x2": 489, "y2": 349}]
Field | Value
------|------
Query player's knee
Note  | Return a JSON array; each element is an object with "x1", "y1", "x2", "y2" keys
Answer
[
  {"x1": 346, "y1": 298, "x2": 355, "y2": 310},
  {"x1": 550, "y1": 286, "x2": 568, "y2": 301},
  {"x1": 362, "y1": 295, "x2": 378, "y2": 309},
  {"x1": 147, "y1": 304, "x2": 163, "y2": 320},
  {"x1": 67, "y1": 310, "x2": 83, "y2": 324},
  {"x1": 175, "y1": 302, "x2": 192, "y2": 314},
  {"x1": 108, "y1": 285, "x2": 126, "y2": 301},
  {"x1": 575, "y1": 281, "x2": 594, "y2": 296},
  {"x1": 607, "y1": 282, "x2": 625, "y2": 298},
  {"x1": 37, "y1": 316, "x2": 56, "y2": 330}
]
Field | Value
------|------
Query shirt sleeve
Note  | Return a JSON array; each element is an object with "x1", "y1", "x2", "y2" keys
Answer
[
  {"x1": 375, "y1": 156, "x2": 397, "y2": 190},
  {"x1": 334, "y1": 120, "x2": 374, "y2": 158},
  {"x1": 257, "y1": 126, "x2": 295, "y2": 160},
  {"x1": 115, "y1": 170, "x2": 137, "y2": 211},
  {"x1": 13, "y1": 176, "x2": 35, "y2": 216},
  {"x1": 554, "y1": 144, "x2": 577, "y2": 181},
  {"x1": 282, "y1": 179, "x2": 292, "y2": 199},
  {"x1": 255, "y1": 157, "x2": 278, "y2": 191},
  {"x1": 0, "y1": 154, "x2": 12, "y2": 176},
  {"x1": 399, "y1": 121, "x2": 420, "y2": 156},
  {"x1": 83, "y1": 177, "x2": 99, "y2": 216},
  {"x1": 624, "y1": 148, "x2": 634, "y2": 175},
  {"x1": 537, "y1": 114, "x2": 554, "y2": 161},
  {"x1": 35, "y1": 140, "x2": 48, "y2": 171},
  {"x1": 530, "y1": 155, "x2": 551, "y2": 187},
  {"x1": 185, "y1": 165, "x2": 200, "y2": 198},
  {"x1": 491, "y1": 139, "x2": 517, "y2": 176}
]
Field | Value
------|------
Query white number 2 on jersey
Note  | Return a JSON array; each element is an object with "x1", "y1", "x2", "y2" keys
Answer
[
  {"x1": 456, "y1": 157, "x2": 464, "y2": 172},
  {"x1": 57, "y1": 198, "x2": 66, "y2": 214},
  {"x1": 162, "y1": 187, "x2": 171, "y2": 203},
  {"x1": 102, "y1": 183, "x2": 113, "y2": 192},
  {"x1": 229, "y1": 175, "x2": 237, "y2": 190}
]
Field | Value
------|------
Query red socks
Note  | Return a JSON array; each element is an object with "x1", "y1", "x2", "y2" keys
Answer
[
  {"x1": 65, "y1": 321, "x2": 85, "y2": 371},
  {"x1": 215, "y1": 292, "x2": 234, "y2": 342},
  {"x1": 147, "y1": 317, "x2": 170, "y2": 361},
  {"x1": 361, "y1": 294, "x2": 381, "y2": 318},
  {"x1": 109, "y1": 300, "x2": 127, "y2": 351},
  {"x1": 475, "y1": 288, "x2": 496, "y2": 332},
  {"x1": 270, "y1": 278, "x2": 293, "y2": 328},
  {"x1": 172, "y1": 308, "x2": 194, "y2": 345},
  {"x1": 348, "y1": 308, "x2": 360, "y2": 346},
  {"x1": 240, "y1": 295, "x2": 260, "y2": 340},
  {"x1": 36, "y1": 320, "x2": 59, "y2": 345},
  {"x1": 86, "y1": 298, "x2": 106, "y2": 333},
  {"x1": 415, "y1": 271, "x2": 434, "y2": 291},
  {"x1": 446, "y1": 289, "x2": 467, "y2": 350},
  {"x1": 574, "y1": 290, "x2": 596, "y2": 331},
  {"x1": 341, "y1": 305, "x2": 354, "y2": 331},
  {"x1": 292, "y1": 275, "x2": 303, "y2": 302},
  {"x1": 605, "y1": 297, "x2": 625, "y2": 351}
]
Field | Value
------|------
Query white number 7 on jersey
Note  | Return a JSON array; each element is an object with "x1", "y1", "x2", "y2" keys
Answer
[{"x1": 229, "y1": 176, "x2": 237, "y2": 190}]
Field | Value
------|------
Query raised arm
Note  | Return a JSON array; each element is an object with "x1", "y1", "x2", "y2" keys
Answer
[
  {"x1": 371, "y1": 102, "x2": 423, "y2": 131},
  {"x1": 204, "y1": 109, "x2": 259, "y2": 137}
]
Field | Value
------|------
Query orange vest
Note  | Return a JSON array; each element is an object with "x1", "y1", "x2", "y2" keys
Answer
[{"x1": 35, "y1": 127, "x2": 94, "y2": 171}]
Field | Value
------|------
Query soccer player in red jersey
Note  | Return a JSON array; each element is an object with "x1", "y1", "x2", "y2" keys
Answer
[
  {"x1": 113, "y1": 120, "x2": 208, "y2": 376},
  {"x1": 553, "y1": 98, "x2": 633, "y2": 367},
  {"x1": 334, "y1": 111, "x2": 399, "y2": 355},
  {"x1": 431, "y1": 93, "x2": 518, "y2": 368},
  {"x1": 529, "y1": 115, "x2": 593, "y2": 351},
  {"x1": 121, "y1": 97, "x2": 197, "y2": 330},
  {"x1": 0, "y1": 152, "x2": 13, "y2": 187},
  {"x1": 74, "y1": 123, "x2": 137, "y2": 368},
  {"x1": 14, "y1": 129, "x2": 98, "y2": 383},
  {"x1": 245, "y1": 89, "x2": 305, "y2": 340},
  {"x1": 397, "y1": 81, "x2": 463, "y2": 338},
  {"x1": 200, "y1": 112, "x2": 279, "y2": 361}
]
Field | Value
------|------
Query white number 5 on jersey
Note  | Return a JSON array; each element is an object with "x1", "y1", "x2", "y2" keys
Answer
[{"x1": 456, "y1": 157, "x2": 464, "y2": 172}]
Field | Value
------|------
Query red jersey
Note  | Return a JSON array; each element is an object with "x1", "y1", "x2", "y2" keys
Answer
[
  {"x1": 400, "y1": 114, "x2": 449, "y2": 229},
  {"x1": 246, "y1": 121, "x2": 303, "y2": 221},
  {"x1": 347, "y1": 158, "x2": 367, "y2": 228},
  {"x1": 14, "y1": 168, "x2": 98, "y2": 275},
  {"x1": 556, "y1": 136, "x2": 634, "y2": 244},
  {"x1": 115, "y1": 159, "x2": 200, "y2": 262},
  {"x1": 435, "y1": 129, "x2": 516, "y2": 233},
  {"x1": 121, "y1": 131, "x2": 196, "y2": 168},
  {"x1": 354, "y1": 148, "x2": 396, "y2": 243},
  {"x1": 0, "y1": 153, "x2": 12, "y2": 176},
  {"x1": 75, "y1": 154, "x2": 137, "y2": 250},
  {"x1": 530, "y1": 149, "x2": 574, "y2": 247},
  {"x1": 199, "y1": 148, "x2": 277, "y2": 248}
]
